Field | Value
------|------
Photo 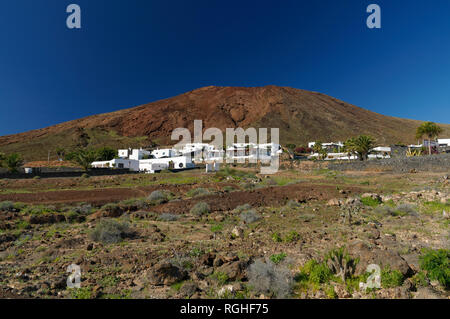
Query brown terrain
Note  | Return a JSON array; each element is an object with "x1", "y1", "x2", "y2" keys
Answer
[
  {"x1": 0, "y1": 168, "x2": 449, "y2": 299},
  {"x1": 1, "y1": 86, "x2": 449, "y2": 161}
]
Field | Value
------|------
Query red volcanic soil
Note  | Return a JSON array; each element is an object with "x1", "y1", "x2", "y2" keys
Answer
[{"x1": 0, "y1": 182, "x2": 364, "y2": 212}]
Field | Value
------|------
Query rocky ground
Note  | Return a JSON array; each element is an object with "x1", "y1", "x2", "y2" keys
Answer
[{"x1": 0, "y1": 167, "x2": 448, "y2": 299}]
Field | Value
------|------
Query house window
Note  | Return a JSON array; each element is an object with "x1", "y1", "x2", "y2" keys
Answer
[{"x1": 118, "y1": 163, "x2": 124, "y2": 169}]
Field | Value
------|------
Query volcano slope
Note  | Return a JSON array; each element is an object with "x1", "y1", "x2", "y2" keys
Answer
[{"x1": 1, "y1": 86, "x2": 449, "y2": 161}]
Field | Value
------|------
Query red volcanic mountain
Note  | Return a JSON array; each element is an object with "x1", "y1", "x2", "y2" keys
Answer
[{"x1": 0, "y1": 86, "x2": 449, "y2": 161}]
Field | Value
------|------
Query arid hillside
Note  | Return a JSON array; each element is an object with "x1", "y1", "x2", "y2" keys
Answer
[{"x1": 1, "y1": 86, "x2": 449, "y2": 161}]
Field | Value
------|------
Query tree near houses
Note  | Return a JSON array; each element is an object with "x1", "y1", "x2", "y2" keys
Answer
[
  {"x1": 70, "y1": 149, "x2": 98, "y2": 171},
  {"x1": 343, "y1": 138, "x2": 357, "y2": 162},
  {"x1": 353, "y1": 135, "x2": 375, "y2": 161},
  {"x1": 313, "y1": 141, "x2": 327, "y2": 160},
  {"x1": 416, "y1": 122, "x2": 443, "y2": 155},
  {"x1": 4, "y1": 153, "x2": 24, "y2": 173},
  {"x1": 96, "y1": 147, "x2": 116, "y2": 161}
]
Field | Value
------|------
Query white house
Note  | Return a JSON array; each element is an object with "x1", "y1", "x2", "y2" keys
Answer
[
  {"x1": 138, "y1": 162, "x2": 169, "y2": 174},
  {"x1": 151, "y1": 148, "x2": 180, "y2": 159},
  {"x1": 94, "y1": 148, "x2": 194, "y2": 173},
  {"x1": 226, "y1": 143, "x2": 282, "y2": 161},
  {"x1": 118, "y1": 149, "x2": 130, "y2": 158},
  {"x1": 178, "y1": 143, "x2": 219, "y2": 162},
  {"x1": 91, "y1": 158, "x2": 140, "y2": 171},
  {"x1": 138, "y1": 156, "x2": 195, "y2": 172},
  {"x1": 438, "y1": 139, "x2": 450, "y2": 147},
  {"x1": 128, "y1": 148, "x2": 152, "y2": 160},
  {"x1": 308, "y1": 142, "x2": 344, "y2": 152}
]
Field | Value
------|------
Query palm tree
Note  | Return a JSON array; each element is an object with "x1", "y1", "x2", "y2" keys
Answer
[
  {"x1": 353, "y1": 135, "x2": 375, "y2": 161},
  {"x1": 70, "y1": 149, "x2": 98, "y2": 171},
  {"x1": 312, "y1": 141, "x2": 327, "y2": 160},
  {"x1": 416, "y1": 122, "x2": 443, "y2": 155},
  {"x1": 343, "y1": 138, "x2": 357, "y2": 162},
  {"x1": 4, "y1": 153, "x2": 24, "y2": 173}
]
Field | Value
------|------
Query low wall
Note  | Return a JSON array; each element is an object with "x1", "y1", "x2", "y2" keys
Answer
[
  {"x1": 328, "y1": 153, "x2": 450, "y2": 172},
  {"x1": 0, "y1": 168, "x2": 138, "y2": 179}
]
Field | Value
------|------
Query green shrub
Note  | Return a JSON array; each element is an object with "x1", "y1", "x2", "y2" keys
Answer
[
  {"x1": 307, "y1": 261, "x2": 333, "y2": 284},
  {"x1": 211, "y1": 271, "x2": 229, "y2": 285},
  {"x1": 0, "y1": 201, "x2": 15, "y2": 212},
  {"x1": 271, "y1": 232, "x2": 282, "y2": 243},
  {"x1": 89, "y1": 219, "x2": 133, "y2": 244},
  {"x1": 381, "y1": 267, "x2": 404, "y2": 288},
  {"x1": 210, "y1": 223, "x2": 223, "y2": 233},
  {"x1": 71, "y1": 204, "x2": 92, "y2": 215},
  {"x1": 186, "y1": 188, "x2": 210, "y2": 198},
  {"x1": 148, "y1": 190, "x2": 168, "y2": 203},
  {"x1": 324, "y1": 247, "x2": 359, "y2": 281},
  {"x1": 15, "y1": 220, "x2": 30, "y2": 230},
  {"x1": 70, "y1": 287, "x2": 93, "y2": 299},
  {"x1": 65, "y1": 211, "x2": 85, "y2": 223},
  {"x1": 270, "y1": 252, "x2": 287, "y2": 264},
  {"x1": 361, "y1": 196, "x2": 381, "y2": 207},
  {"x1": 411, "y1": 271, "x2": 428, "y2": 288},
  {"x1": 190, "y1": 202, "x2": 210, "y2": 216},
  {"x1": 23, "y1": 205, "x2": 57, "y2": 215},
  {"x1": 325, "y1": 285, "x2": 338, "y2": 299},
  {"x1": 284, "y1": 231, "x2": 300, "y2": 243},
  {"x1": 189, "y1": 247, "x2": 204, "y2": 258},
  {"x1": 423, "y1": 201, "x2": 450, "y2": 214},
  {"x1": 419, "y1": 248, "x2": 449, "y2": 289}
]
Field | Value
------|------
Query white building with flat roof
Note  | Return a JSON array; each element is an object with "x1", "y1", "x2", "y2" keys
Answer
[
  {"x1": 151, "y1": 148, "x2": 180, "y2": 159},
  {"x1": 438, "y1": 139, "x2": 450, "y2": 147},
  {"x1": 91, "y1": 158, "x2": 140, "y2": 171},
  {"x1": 139, "y1": 156, "x2": 194, "y2": 172}
]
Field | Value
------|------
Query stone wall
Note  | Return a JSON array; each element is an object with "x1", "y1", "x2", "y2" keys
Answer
[{"x1": 328, "y1": 153, "x2": 450, "y2": 172}]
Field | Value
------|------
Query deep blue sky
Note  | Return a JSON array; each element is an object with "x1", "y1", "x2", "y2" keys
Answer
[{"x1": 0, "y1": 0, "x2": 449, "y2": 136}]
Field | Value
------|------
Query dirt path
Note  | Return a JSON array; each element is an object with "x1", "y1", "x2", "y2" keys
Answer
[
  {"x1": 150, "y1": 183, "x2": 364, "y2": 213},
  {"x1": 0, "y1": 183, "x2": 231, "y2": 206},
  {"x1": 0, "y1": 181, "x2": 364, "y2": 210},
  {"x1": 0, "y1": 185, "x2": 174, "y2": 206}
]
